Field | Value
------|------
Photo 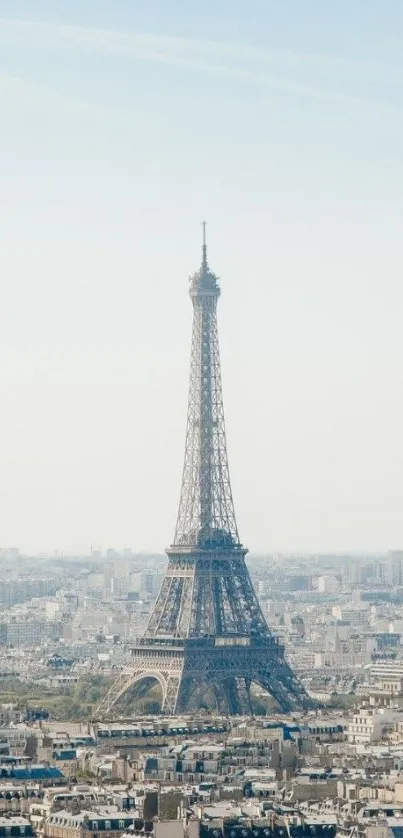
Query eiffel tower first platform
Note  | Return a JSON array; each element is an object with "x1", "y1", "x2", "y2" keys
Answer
[{"x1": 98, "y1": 227, "x2": 313, "y2": 717}]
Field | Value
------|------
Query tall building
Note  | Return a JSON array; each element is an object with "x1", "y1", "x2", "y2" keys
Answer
[
  {"x1": 387, "y1": 551, "x2": 403, "y2": 587},
  {"x1": 99, "y1": 229, "x2": 311, "y2": 715}
]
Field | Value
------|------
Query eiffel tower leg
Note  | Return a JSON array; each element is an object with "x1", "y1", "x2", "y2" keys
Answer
[
  {"x1": 162, "y1": 676, "x2": 182, "y2": 714},
  {"x1": 242, "y1": 677, "x2": 253, "y2": 715},
  {"x1": 174, "y1": 676, "x2": 194, "y2": 714},
  {"x1": 256, "y1": 673, "x2": 292, "y2": 712},
  {"x1": 234, "y1": 678, "x2": 253, "y2": 714},
  {"x1": 212, "y1": 681, "x2": 229, "y2": 714},
  {"x1": 256, "y1": 661, "x2": 311, "y2": 712},
  {"x1": 221, "y1": 679, "x2": 239, "y2": 714},
  {"x1": 219, "y1": 678, "x2": 247, "y2": 714}
]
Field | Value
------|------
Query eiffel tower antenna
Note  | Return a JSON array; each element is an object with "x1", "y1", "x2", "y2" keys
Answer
[
  {"x1": 97, "y1": 229, "x2": 313, "y2": 716},
  {"x1": 202, "y1": 220, "x2": 207, "y2": 267}
]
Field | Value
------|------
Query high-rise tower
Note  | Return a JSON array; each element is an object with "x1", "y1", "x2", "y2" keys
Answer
[{"x1": 98, "y1": 229, "x2": 311, "y2": 715}]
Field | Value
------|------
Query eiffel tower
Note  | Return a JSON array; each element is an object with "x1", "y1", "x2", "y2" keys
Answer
[{"x1": 98, "y1": 227, "x2": 312, "y2": 716}]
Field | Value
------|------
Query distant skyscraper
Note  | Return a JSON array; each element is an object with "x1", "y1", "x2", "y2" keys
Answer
[
  {"x1": 99, "y1": 228, "x2": 312, "y2": 715},
  {"x1": 387, "y1": 551, "x2": 403, "y2": 587}
]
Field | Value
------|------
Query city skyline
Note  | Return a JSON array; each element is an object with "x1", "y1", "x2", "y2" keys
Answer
[{"x1": 1, "y1": 1, "x2": 403, "y2": 553}]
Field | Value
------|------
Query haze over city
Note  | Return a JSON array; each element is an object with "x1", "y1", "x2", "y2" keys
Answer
[
  {"x1": 5, "y1": 6, "x2": 403, "y2": 831},
  {"x1": 1, "y1": 0, "x2": 403, "y2": 553}
]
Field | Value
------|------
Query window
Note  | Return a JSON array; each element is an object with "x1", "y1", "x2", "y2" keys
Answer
[
  {"x1": 119, "y1": 822, "x2": 125, "y2": 830},
  {"x1": 105, "y1": 823, "x2": 111, "y2": 831},
  {"x1": 92, "y1": 823, "x2": 98, "y2": 831}
]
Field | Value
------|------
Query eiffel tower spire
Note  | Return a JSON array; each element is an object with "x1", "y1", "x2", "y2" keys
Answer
[
  {"x1": 202, "y1": 219, "x2": 207, "y2": 269},
  {"x1": 97, "y1": 229, "x2": 313, "y2": 717},
  {"x1": 174, "y1": 222, "x2": 238, "y2": 550}
]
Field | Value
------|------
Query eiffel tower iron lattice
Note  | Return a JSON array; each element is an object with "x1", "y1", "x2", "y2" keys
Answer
[{"x1": 98, "y1": 227, "x2": 313, "y2": 716}]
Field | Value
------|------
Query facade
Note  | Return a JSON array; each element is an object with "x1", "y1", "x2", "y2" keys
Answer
[
  {"x1": 387, "y1": 551, "x2": 403, "y2": 587},
  {"x1": 0, "y1": 579, "x2": 57, "y2": 607},
  {"x1": 314, "y1": 634, "x2": 375, "y2": 668},
  {"x1": 44, "y1": 812, "x2": 138, "y2": 838},
  {"x1": 0, "y1": 706, "x2": 24, "y2": 726},
  {"x1": 0, "y1": 818, "x2": 33, "y2": 838},
  {"x1": 0, "y1": 620, "x2": 62, "y2": 647},
  {"x1": 372, "y1": 661, "x2": 403, "y2": 680},
  {"x1": 317, "y1": 576, "x2": 340, "y2": 594},
  {"x1": 347, "y1": 707, "x2": 397, "y2": 743}
]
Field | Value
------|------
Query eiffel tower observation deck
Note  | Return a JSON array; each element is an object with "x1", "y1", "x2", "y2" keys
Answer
[{"x1": 98, "y1": 227, "x2": 312, "y2": 716}]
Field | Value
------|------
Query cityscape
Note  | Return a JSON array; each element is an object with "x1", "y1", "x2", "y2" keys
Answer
[
  {"x1": 2, "y1": 243, "x2": 403, "y2": 838},
  {"x1": 2, "y1": 4, "x2": 403, "y2": 838},
  {"x1": 2, "y1": 546, "x2": 403, "y2": 838}
]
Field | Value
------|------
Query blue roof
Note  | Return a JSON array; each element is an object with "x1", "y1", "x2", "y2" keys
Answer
[
  {"x1": 12, "y1": 767, "x2": 64, "y2": 780},
  {"x1": 145, "y1": 758, "x2": 158, "y2": 771}
]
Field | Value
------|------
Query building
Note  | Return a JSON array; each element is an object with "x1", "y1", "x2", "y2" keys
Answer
[
  {"x1": 387, "y1": 551, "x2": 403, "y2": 587},
  {"x1": 347, "y1": 708, "x2": 397, "y2": 743},
  {"x1": 317, "y1": 576, "x2": 340, "y2": 594},
  {"x1": 0, "y1": 705, "x2": 24, "y2": 725},
  {"x1": 0, "y1": 579, "x2": 57, "y2": 607},
  {"x1": 315, "y1": 634, "x2": 375, "y2": 668},
  {"x1": 0, "y1": 818, "x2": 33, "y2": 838},
  {"x1": 44, "y1": 811, "x2": 140, "y2": 838},
  {"x1": 0, "y1": 620, "x2": 62, "y2": 646}
]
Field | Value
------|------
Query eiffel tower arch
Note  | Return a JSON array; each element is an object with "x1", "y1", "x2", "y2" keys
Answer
[{"x1": 98, "y1": 226, "x2": 314, "y2": 717}]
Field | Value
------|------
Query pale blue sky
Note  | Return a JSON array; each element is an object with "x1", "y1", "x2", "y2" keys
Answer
[{"x1": 0, "y1": 0, "x2": 403, "y2": 553}]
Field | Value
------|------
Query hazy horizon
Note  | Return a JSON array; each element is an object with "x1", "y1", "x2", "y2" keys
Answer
[{"x1": 1, "y1": 1, "x2": 403, "y2": 554}]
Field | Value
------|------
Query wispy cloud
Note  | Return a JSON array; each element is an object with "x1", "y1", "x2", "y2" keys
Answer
[
  {"x1": 0, "y1": 69, "x2": 140, "y2": 126},
  {"x1": 0, "y1": 18, "x2": 309, "y2": 89},
  {"x1": 0, "y1": 17, "x2": 400, "y2": 109}
]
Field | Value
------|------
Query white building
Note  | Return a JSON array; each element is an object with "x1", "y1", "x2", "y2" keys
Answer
[
  {"x1": 315, "y1": 634, "x2": 375, "y2": 669},
  {"x1": 347, "y1": 707, "x2": 397, "y2": 743},
  {"x1": 317, "y1": 576, "x2": 340, "y2": 594},
  {"x1": 332, "y1": 605, "x2": 369, "y2": 625}
]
